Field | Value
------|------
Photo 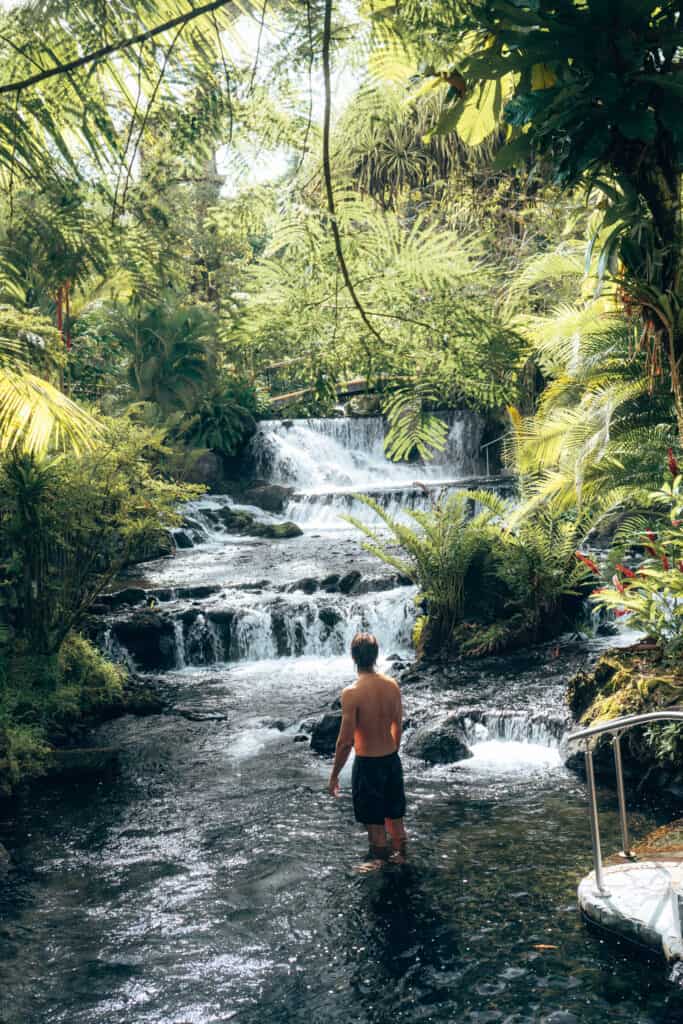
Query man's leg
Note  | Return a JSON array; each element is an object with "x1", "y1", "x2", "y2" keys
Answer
[
  {"x1": 385, "y1": 817, "x2": 407, "y2": 862},
  {"x1": 367, "y1": 824, "x2": 389, "y2": 860}
]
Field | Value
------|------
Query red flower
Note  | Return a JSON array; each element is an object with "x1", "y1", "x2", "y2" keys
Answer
[
  {"x1": 678, "y1": 560, "x2": 683, "y2": 573},
  {"x1": 591, "y1": 587, "x2": 607, "y2": 596},
  {"x1": 576, "y1": 551, "x2": 599, "y2": 574},
  {"x1": 668, "y1": 448, "x2": 680, "y2": 477},
  {"x1": 615, "y1": 608, "x2": 630, "y2": 618},
  {"x1": 672, "y1": 520, "x2": 682, "y2": 527},
  {"x1": 612, "y1": 574, "x2": 625, "y2": 594},
  {"x1": 615, "y1": 563, "x2": 636, "y2": 579},
  {"x1": 644, "y1": 529, "x2": 658, "y2": 556},
  {"x1": 662, "y1": 554, "x2": 671, "y2": 570}
]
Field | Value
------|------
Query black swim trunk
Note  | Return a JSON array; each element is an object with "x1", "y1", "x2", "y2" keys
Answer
[{"x1": 351, "y1": 751, "x2": 406, "y2": 825}]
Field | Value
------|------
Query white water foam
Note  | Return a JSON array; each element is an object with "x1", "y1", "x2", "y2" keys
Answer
[
  {"x1": 466, "y1": 739, "x2": 562, "y2": 771},
  {"x1": 250, "y1": 413, "x2": 485, "y2": 492}
]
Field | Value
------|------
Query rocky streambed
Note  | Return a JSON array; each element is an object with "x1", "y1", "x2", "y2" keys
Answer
[{"x1": 2, "y1": 414, "x2": 683, "y2": 1024}]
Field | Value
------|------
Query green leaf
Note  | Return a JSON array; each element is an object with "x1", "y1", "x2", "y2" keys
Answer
[{"x1": 492, "y1": 133, "x2": 532, "y2": 170}]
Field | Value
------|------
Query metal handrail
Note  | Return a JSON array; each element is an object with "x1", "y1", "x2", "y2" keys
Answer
[
  {"x1": 479, "y1": 434, "x2": 506, "y2": 476},
  {"x1": 568, "y1": 709, "x2": 683, "y2": 742},
  {"x1": 567, "y1": 709, "x2": 683, "y2": 895}
]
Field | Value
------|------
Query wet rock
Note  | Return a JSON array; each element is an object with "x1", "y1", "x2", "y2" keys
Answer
[
  {"x1": 176, "y1": 585, "x2": 222, "y2": 602},
  {"x1": 0, "y1": 842, "x2": 10, "y2": 878},
  {"x1": 251, "y1": 521, "x2": 303, "y2": 540},
  {"x1": 242, "y1": 482, "x2": 295, "y2": 514},
  {"x1": 111, "y1": 612, "x2": 177, "y2": 672},
  {"x1": 48, "y1": 747, "x2": 120, "y2": 779},
  {"x1": 101, "y1": 587, "x2": 147, "y2": 611},
  {"x1": 122, "y1": 675, "x2": 167, "y2": 715},
  {"x1": 405, "y1": 716, "x2": 473, "y2": 764},
  {"x1": 173, "y1": 530, "x2": 194, "y2": 549},
  {"x1": 310, "y1": 712, "x2": 342, "y2": 755},
  {"x1": 346, "y1": 394, "x2": 382, "y2": 416},
  {"x1": 339, "y1": 570, "x2": 362, "y2": 595},
  {"x1": 321, "y1": 573, "x2": 341, "y2": 592},
  {"x1": 215, "y1": 507, "x2": 256, "y2": 532},
  {"x1": 183, "y1": 450, "x2": 231, "y2": 491},
  {"x1": 175, "y1": 707, "x2": 228, "y2": 722},
  {"x1": 287, "y1": 577, "x2": 318, "y2": 595},
  {"x1": 293, "y1": 734, "x2": 308, "y2": 743},
  {"x1": 319, "y1": 607, "x2": 343, "y2": 630}
]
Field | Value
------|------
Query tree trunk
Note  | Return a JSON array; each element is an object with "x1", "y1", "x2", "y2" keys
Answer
[{"x1": 635, "y1": 153, "x2": 683, "y2": 443}]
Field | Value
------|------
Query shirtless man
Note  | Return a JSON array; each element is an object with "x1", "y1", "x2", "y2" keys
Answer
[{"x1": 328, "y1": 632, "x2": 407, "y2": 863}]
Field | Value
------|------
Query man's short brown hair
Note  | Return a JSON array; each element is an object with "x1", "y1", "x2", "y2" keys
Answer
[{"x1": 351, "y1": 632, "x2": 379, "y2": 671}]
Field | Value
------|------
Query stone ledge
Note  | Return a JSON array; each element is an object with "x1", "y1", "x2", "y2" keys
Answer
[{"x1": 579, "y1": 860, "x2": 683, "y2": 963}]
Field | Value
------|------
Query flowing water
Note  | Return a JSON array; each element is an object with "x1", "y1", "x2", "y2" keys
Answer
[{"x1": 2, "y1": 413, "x2": 683, "y2": 1024}]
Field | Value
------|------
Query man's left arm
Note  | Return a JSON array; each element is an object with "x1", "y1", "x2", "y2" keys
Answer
[{"x1": 328, "y1": 690, "x2": 356, "y2": 796}]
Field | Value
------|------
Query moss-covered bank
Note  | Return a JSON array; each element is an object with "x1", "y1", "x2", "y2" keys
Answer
[
  {"x1": 568, "y1": 645, "x2": 683, "y2": 798},
  {"x1": 0, "y1": 633, "x2": 163, "y2": 799}
]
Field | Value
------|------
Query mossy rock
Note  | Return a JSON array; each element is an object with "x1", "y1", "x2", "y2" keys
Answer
[
  {"x1": 566, "y1": 648, "x2": 683, "y2": 785},
  {"x1": 252, "y1": 521, "x2": 303, "y2": 540}
]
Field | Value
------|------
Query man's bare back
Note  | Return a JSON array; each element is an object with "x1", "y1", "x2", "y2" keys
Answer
[{"x1": 328, "y1": 633, "x2": 407, "y2": 864}]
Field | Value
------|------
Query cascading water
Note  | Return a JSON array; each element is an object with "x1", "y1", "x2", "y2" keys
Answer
[
  {"x1": 244, "y1": 411, "x2": 508, "y2": 530},
  {"x1": 4, "y1": 412, "x2": 667, "y2": 1024},
  {"x1": 250, "y1": 411, "x2": 486, "y2": 489}
]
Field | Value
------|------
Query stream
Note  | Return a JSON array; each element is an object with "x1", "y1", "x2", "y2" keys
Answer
[{"x1": 2, "y1": 413, "x2": 683, "y2": 1024}]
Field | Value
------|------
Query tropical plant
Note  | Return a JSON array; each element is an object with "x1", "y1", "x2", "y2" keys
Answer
[
  {"x1": 507, "y1": 299, "x2": 676, "y2": 517},
  {"x1": 374, "y1": 0, "x2": 683, "y2": 438},
  {"x1": 0, "y1": 417, "x2": 198, "y2": 657},
  {"x1": 93, "y1": 299, "x2": 219, "y2": 414},
  {"x1": 592, "y1": 469, "x2": 683, "y2": 661},
  {"x1": 346, "y1": 488, "x2": 595, "y2": 657},
  {"x1": 176, "y1": 378, "x2": 263, "y2": 456},
  {"x1": 0, "y1": 305, "x2": 98, "y2": 455}
]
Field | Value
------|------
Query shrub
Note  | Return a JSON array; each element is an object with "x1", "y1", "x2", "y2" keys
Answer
[
  {"x1": 0, "y1": 416, "x2": 198, "y2": 656},
  {"x1": 0, "y1": 633, "x2": 126, "y2": 793},
  {"x1": 347, "y1": 491, "x2": 594, "y2": 657},
  {"x1": 591, "y1": 469, "x2": 683, "y2": 661}
]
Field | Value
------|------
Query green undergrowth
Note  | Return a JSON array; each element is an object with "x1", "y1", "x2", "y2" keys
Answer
[
  {"x1": 0, "y1": 633, "x2": 126, "y2": 797},
  {"x1": 568, "y1": 649, "x2": 683, "y2": 771}
]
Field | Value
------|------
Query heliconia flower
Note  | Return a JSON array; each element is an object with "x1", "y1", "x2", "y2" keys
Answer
[
  {"x1": 672, "y1": 519, "x2": 682, "y2": 527},
  {"x1": 662, "y1": 554, "x2": 671, "y2": 570},
  {"x1": 612, "y1": 574, "x2": 625, "y2": 594},
  {"x1": 668, "y1": 448, "x2": 680, "y2": 477},
  {"x1": 678, "y1": 560, "x2": 683, "y2": 573},
  {"x1": 575, "y1": 551, "x2": 599, "y2": 574},
  {"x1": 615, "y1": 608, "x2": 630, "y2": 618},
  {"x1": 615, "y1": 563, "x2": 636, "y2": 579},
  {"x1": 644, "y1": 529, "x2": 658, "y2": 556}
]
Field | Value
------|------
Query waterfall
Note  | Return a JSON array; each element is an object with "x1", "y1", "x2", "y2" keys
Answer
[
  {"x1": 173, "y1": 619, "x2": 186, "y2": 670},
  {"x1": 248, "y1": 411, "x2": 486, "y2": 492},
  {"x1": 460, "y1": 709, "x2": 569, "y2": 749}
]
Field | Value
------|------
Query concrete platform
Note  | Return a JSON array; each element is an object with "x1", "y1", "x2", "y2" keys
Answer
[{"x1": 579, "y1": 861, "x2": 683, "y2": 962}]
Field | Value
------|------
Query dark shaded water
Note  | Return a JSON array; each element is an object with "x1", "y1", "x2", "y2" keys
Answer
[
  {"x1": 2, "y1": 416, "x2": 683, "y2": 1023},
  {"x1": 2, "y1": 653, "x2": 683, "y2": 1024}
]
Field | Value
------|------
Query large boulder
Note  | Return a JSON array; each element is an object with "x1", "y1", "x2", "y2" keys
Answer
[
  {"x1": 252, "y1": 521, "x2": 303, "y2": 540},
  {"x1": 310, "y1": 712, "x2": 342, "y2": 755},
  {"x1": 405, "y1": 716, "x2": 473, "y2": 764},
  {"x1": 214, "y1": 507, "x2": 256, "y2": 532},
  {"x1": 183, "y1": 451, "x2": 228, "y2": 491},
  {"x1": 111, "y1": 612, "x2": 178, "y2": 672},
  {"x1": 242, "y1": 482, "x2": 295, "y2": 514},
  {"x1": 338, "y1": 570, "x2": 362, "y2": 595}
]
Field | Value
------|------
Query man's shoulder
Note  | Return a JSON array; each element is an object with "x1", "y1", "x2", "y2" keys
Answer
[{"x1": 377, "y1": 672, "x2": 400, "y2": 691}]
